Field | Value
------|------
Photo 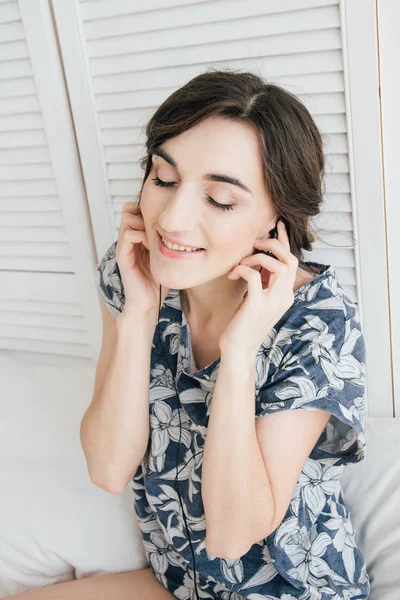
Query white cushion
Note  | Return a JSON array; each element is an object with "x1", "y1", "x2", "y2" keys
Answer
[
  {"x1": 0, "y1": 354, "x2": 148, "y2": 598},
  {"x1": 341, "y1": 416, "x2": 400, "y2": 600},
  {"x1": 1, "y1": 353, "x2": 399, "y2": 599}
]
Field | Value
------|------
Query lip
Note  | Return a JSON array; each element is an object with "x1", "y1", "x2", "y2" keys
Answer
[
  {"x1": 157, "y1": 230, "x2": 204, "y2": 250},
  {"x1": 157, "y1": 231, "x2": 206, "y2": 260}
]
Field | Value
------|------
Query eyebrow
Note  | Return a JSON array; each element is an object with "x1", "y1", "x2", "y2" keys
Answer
[{"x1": 152, "y1": 146, "x2": 253, "y2": 196}]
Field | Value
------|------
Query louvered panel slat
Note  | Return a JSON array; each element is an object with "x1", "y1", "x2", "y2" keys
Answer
[
  {"x1": 98, "y1": 91, "x2": 345, "y2": 131},
  {"x1": 0, "y1": 129, "x2": 46, "y2": 147},
  {"x1": 0, "y1": 209, "x2": 63, "y2": 228},
  {"x1": 79, "y1": 0, "x2": 337, "y2": 15},
  {"x1": 0, "y1": 311, "x2": 84, "y2": 329},
  {"x1": 0, "y1": 266, "x2": 90, "y2": 358},
  {"x1": 97, "y1": 72, "x2": 345, "y2": 112},
  {"x1": 2, "y1": 163, "x2": 53, "y2": 180},
  {"x1": 0, "y1": 95, "x2": 40, "y2": 116},
  {"x1": 0, "y1": 179, "x2": 58, "y2": 196},
  {"x1": 323, "y1": 133, "x2": 348, "y2": 154},
  {"x1": 0, "y1": 0, "x2": 97, "y2": 361},
  {"x1": 0, "y1": 196, "x2": 60, "y2": 212},
  {"x1": 0, "y1": 321, "x2": 88, "y2": 345},
  {"x1": 0, "y1": 299, "x2": 83, "y2": 317},
  {"x1": 303, "y1": 248, "x2": 355, "y2": 268},
  {"x1": 92, "y1": 50, "x2": 343, "y2": 95},
  {"x1": 79, "y1": 0, "x2": 217, "y2": 14},
  {"x1": 0, "y1": 76, "x2": 36, "y2": 98},
  {"x1": 308, "y1": 231, "x2": 357, "y2": 249},
  {"x1": 97, "y1": 86, "x2": 344, "y2": 119},
  {"x1": 0, "y1": 271, "x2": 92, "y2": 356},
  {"x1": 0, "y1": 112, "x2": 43, "y2": 132},
  {"x1": 3, "y1": 338, "x2": 93, "y2": 358},
  {"x1": 314, "y1": 114, "x2": 346, "y2": 133},
  {"x1": 1, "y1": 241, "x2": 71, "y2": 258},
  {"x1": 0, "y1": 226, "x2": 67, "y2": 243},
  {"x1": 325, "y1": 173, "x2": 350, "y2": 193},
  {"x1": 0, "y1": 146, "x2": 50, "y2": 163},
  {"x1": 83, "y1": 1, "x2": 338, "y2": 44},
  {"x1": 0, "y1": 18, "x2": 24, "y2": 43},
  {"x1": 315, "y1": 210, "x2": 353, "y2": 231},
  {"x1": 1, "y1": 271, "x2": 83, "y2": 302},
  {"x1": 0, "y1": 57, "x2": 32, "y2": 79},
  {"x1": 0, "y1": 256, "x2": 74, "y2": 271},
  {"x1": 325, "y1": 154, "x2": 349, "y2": 173},
  {"x1": 0, "y1": 38, "x2": 28, "y2": 60},
  {"x1": 322, "y1": 194, "x2": 352, "y2": 212},
  {"x1": 88, "y1": 14, "x2": 340, "y2": 71},
  {"x1": 100, "y1": 113, "x2": 348, "y2": 147},
  {"x1": 0, "y1": 1, "x2": 20, "y2": 23}
]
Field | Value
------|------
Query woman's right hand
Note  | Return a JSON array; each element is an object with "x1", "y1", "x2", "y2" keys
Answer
[{"x1": 115, "y1": 202, "x2": 170, "y2": 316}]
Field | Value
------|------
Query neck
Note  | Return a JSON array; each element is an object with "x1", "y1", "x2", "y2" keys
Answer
[{"x1": 180, "y1": 278, "x2": 248, "y2": 331}]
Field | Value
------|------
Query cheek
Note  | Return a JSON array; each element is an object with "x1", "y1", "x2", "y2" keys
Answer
[
  {"x1": 208, "y1": 221, "x2": 252, "y2": 257},
  {"x1": 139, "y1": 182, "x2": 157, "y2": 219}
]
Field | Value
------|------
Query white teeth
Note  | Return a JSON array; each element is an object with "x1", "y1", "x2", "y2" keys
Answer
[{"x1": 161, "y1": 237, "x2": 202, "y2": 252}]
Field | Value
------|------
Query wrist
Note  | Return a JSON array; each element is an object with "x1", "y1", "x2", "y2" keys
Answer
[
  {"x1": 116, "y1": 307, "x2": 158, "y2": 333},
  {"x1": 220, "y1": 348, "x2": 257, "y2": 372}
]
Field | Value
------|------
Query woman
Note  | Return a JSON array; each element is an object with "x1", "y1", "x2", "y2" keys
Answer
[
  {"x1": 12, "y1": 70, "x2": 370, "y2": 599},
  {"x1": 97, "y1": 69, "x2": 369, "y2": 599}
]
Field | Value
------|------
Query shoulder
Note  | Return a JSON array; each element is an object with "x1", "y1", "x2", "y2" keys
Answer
[
  {"x1": 257, "y1": 263, "x2": 363, "y2": 379},
  {"x1": 283, "y1": 264, "x2": 360, "y2": 336},
  {"x1": 96, "y1": 240, "x2": 125, "y2": 318},
  {"x1": 255, "y1": 265, "x2": 366, "y2": 464}
]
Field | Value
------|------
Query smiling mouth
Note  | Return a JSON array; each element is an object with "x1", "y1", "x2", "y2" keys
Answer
[
  {"x1": 157, "y1": 231, "x2": 206, "y2": 258},
  {"x1": 158, "y1": 232, "x2": 205, "y2": 252}
]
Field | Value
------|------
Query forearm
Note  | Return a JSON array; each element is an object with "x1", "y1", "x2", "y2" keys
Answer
[
  {"x1": 81, "y1": 310, "x2": 156, "y2": 493},
  {"x1": 202, "y1": 355, "x2": 274, "y2": 559}
]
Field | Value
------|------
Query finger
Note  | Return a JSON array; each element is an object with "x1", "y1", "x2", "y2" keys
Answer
[
  {"x1": 121, "y1": 211, "x2": 145, "y2": 227},
  {"x1": 122, "y1": 202, "x2": 140, "y2": 213},
  {"x1": 252, "y1": 239, "x2": 293, "y2": 265},
  {"x1": 119, "y1": 212, "x2": 146, "y2": 238},
  {"x1": 240, "y1": 252, "x2": 290, "y2": 273},
  {"x1": 276, "y1": 220, "x2": 290, "y2": 246},
  {"x1": 228, "y1": 264, "x2": 263, "y2": 297}
]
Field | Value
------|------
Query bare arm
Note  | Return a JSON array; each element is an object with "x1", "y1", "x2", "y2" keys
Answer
[
  {"x1": 80, "y1": 307, "x2": 157, "y2": 493},
  {"x1": 202, "y1": 356, "x2": 272, "y2": 559}
]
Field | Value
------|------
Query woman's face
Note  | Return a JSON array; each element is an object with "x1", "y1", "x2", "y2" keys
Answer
[{"x1": 140, "y1": 116, "x2": 276, "y2": 290}]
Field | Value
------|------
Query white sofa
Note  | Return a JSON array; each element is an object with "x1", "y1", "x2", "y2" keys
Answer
[{"x1": 0, "y1": 353, "x2": 399, "y2": 599}]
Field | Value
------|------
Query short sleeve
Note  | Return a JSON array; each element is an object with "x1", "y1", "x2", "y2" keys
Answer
[
  {"x1": 95, "y1": 240, "x2": 125, "y2": 318},
  {"x1": 255, "y1": 303, "x2": 367, "y2": 466}
]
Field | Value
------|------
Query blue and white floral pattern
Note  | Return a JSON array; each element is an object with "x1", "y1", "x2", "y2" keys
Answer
[{"x1": 96, "y1": 240, "x2": 370, "y2": 600}]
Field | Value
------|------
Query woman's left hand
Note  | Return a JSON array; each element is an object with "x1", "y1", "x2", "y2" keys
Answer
[{"x1": 219, "y1": 220, "x2": 299, "y2": 359}]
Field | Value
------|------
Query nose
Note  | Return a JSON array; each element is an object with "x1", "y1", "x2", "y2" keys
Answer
[{"x1": 158, "y1": 186, "x2": 200, "y2": 233}]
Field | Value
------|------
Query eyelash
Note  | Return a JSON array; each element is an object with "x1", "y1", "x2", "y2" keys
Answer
[{"x1": 151, "y1": 176, "x2": 235, "y2": 212}]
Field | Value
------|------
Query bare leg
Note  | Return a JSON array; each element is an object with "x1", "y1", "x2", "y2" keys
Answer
[{"x1": 6, "y1": 568, "x2": 175, "y2": 600}]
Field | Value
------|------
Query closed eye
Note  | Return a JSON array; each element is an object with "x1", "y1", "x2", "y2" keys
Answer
[{"x1": 151, "y1": 176, "x2": 235, "y2": 212}]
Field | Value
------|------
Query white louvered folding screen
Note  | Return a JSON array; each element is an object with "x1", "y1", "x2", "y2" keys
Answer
[
  {"x1": 66, "y1": 0, "x2": 359, "y2": 302},
  {"x1": 0, "y1": 0, "x2": 101, "y2": 362},
  {"x1": 2, "y1": 0, "x2": 392, "y2": 415}
]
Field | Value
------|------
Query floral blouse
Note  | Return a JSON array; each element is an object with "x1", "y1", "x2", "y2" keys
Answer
[{"x1": 96, "y1": 240, "x2": 370, "y2": 600}]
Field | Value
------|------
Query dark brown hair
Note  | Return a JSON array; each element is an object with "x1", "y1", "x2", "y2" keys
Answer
[{"x1": 136, "y1": 68, "x2": 326, "y2": 273}]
